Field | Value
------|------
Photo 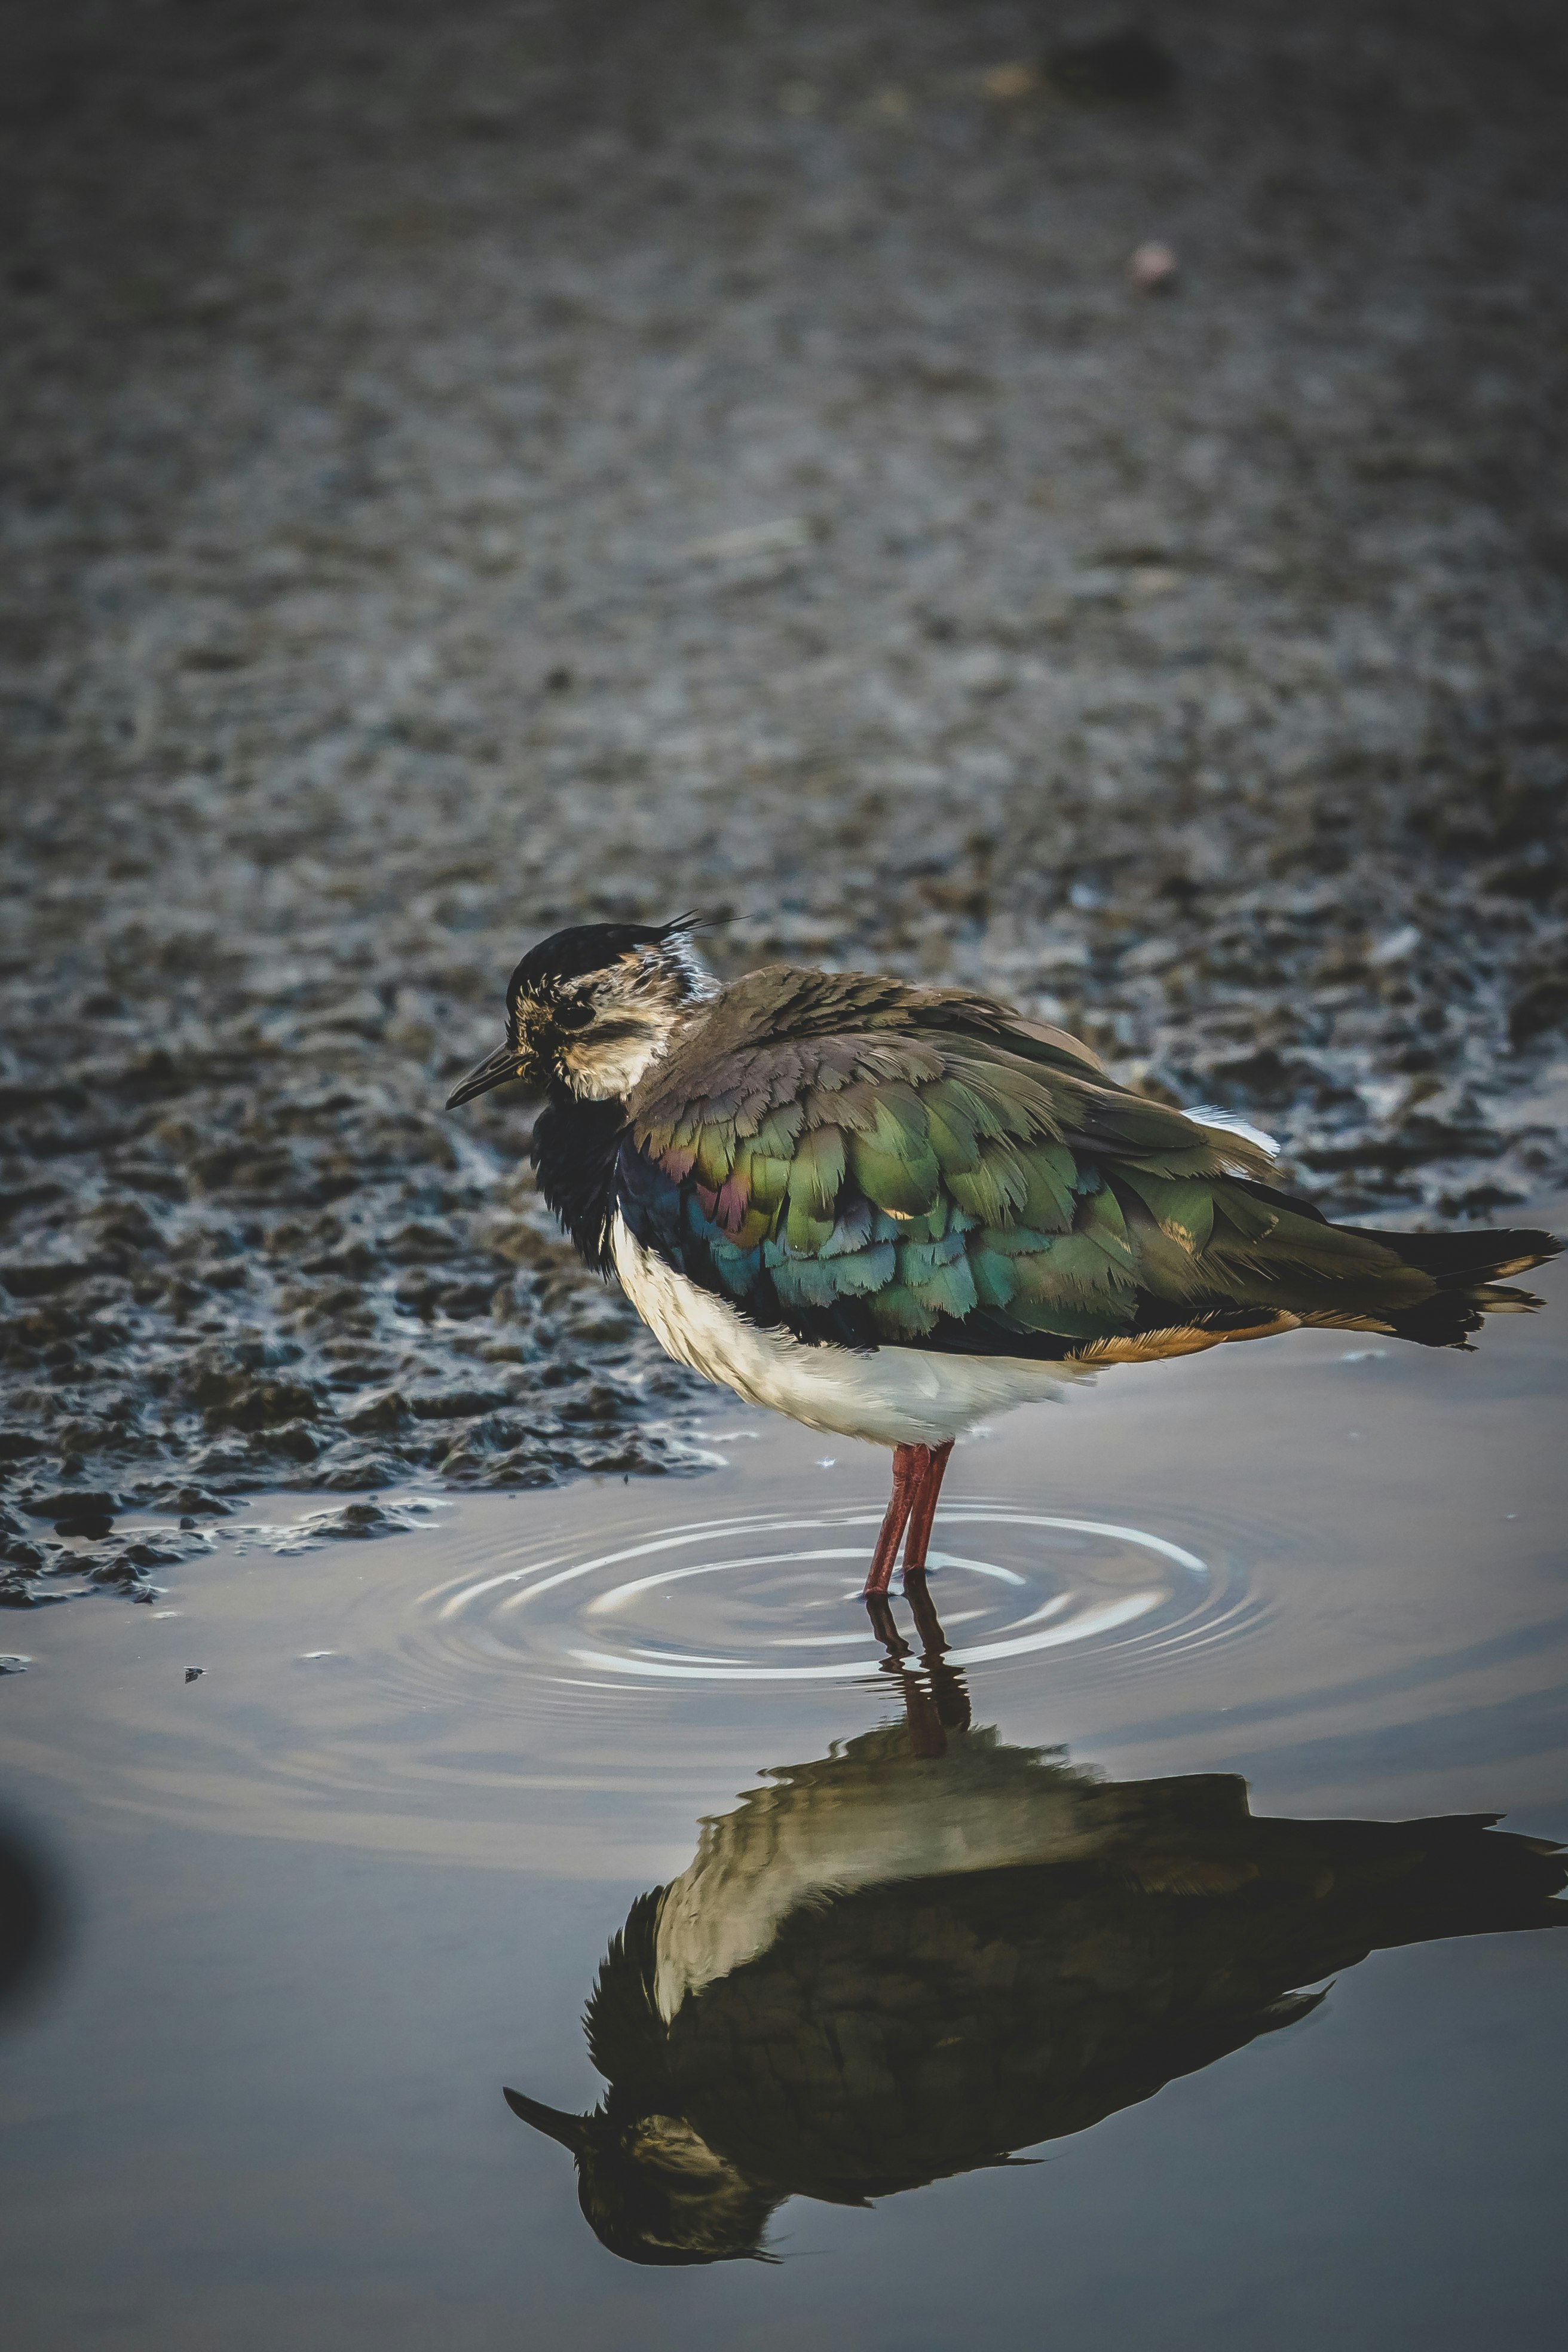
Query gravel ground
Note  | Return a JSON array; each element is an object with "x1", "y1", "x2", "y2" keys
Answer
[{"x1": 2, "y1": 0, "x2": 1566, "y2": 1598}]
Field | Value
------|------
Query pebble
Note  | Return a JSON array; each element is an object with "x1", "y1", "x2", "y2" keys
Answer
[{"x1": 1128, "y1": 242, "x2": 1179, "y2": 292}]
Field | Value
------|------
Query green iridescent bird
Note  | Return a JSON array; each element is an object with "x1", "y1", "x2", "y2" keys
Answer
[{"x1": 448, "y1": 920, "x2": 1559, "y2": 1601}]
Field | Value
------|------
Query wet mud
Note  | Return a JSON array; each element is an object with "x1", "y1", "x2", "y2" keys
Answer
[{"x1": 3, "y1": 0, "x2": 1566, "y2": 1594}]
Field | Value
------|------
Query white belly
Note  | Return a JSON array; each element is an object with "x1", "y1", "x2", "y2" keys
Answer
[{"x1": 610, "y1": 1212, "x2": 1075, "y2": 1447}]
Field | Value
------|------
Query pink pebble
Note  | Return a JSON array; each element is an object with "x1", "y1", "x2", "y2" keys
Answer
[{"x1": 1129, "y1": 241, "x2": 1178, "y2": 292}]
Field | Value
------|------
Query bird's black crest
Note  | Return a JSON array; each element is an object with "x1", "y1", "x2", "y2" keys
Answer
[{"x1": 506, "y1": 917, "x2": 696, "y2": 1012}]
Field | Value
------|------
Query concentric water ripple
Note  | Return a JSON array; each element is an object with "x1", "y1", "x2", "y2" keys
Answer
[{"x1": 411, "y1": 1500, "x2": 1251, "y2": 1695}]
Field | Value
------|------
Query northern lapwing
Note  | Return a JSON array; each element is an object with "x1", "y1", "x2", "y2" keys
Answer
[{"x1": 448, "y1": 918, "x2": 1559, "y2": 1601}]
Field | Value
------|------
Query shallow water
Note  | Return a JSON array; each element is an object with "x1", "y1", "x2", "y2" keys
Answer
[{"x1": 4, "y1": 1221, "x2": 1566, "y2": 2348}]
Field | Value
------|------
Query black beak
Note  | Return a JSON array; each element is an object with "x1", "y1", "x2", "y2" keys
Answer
[
  {"x1": 503, "y1": 2086, "x2": 589, "y2": 2153},
  {"x1": 446, "y1": 1039, "x2": 526, "y2": 1110}
]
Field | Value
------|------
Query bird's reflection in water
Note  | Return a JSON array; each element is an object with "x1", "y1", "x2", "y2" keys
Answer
[{"x1": 506, "y1": 1576, "x2": 1566, "y2": 2267}]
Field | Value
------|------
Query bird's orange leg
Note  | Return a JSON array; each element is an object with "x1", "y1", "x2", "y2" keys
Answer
[
  {"x1": 860, "y1": 1443, "x2": 926, "y2": 1600},
  {"x1": 902, "y1": 1440, "x2": 954, "y2": 1578}
]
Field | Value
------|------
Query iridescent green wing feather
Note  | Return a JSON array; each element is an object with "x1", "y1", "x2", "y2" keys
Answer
[{"x1": 615, "y1": 969, "x2": 1556, "y2": 1358}]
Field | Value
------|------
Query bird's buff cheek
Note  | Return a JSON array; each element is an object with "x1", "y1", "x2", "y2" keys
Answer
[{"x1": 561, "y1": 1028, "x2": 669, "y2": 1100}]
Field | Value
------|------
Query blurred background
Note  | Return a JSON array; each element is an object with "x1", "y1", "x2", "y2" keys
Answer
[{"x1": 2, "y1": 0, "x2": 1566, "y2": 1539}]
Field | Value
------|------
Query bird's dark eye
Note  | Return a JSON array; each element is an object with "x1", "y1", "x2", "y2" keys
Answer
[{"x1": 554, "y1": 997, "x2": 595, "y2": 1031}]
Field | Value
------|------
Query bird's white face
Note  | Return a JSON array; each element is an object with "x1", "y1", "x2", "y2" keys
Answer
[{"x1": 447, "y1": 927, "x2": 719, "y2": 1110}]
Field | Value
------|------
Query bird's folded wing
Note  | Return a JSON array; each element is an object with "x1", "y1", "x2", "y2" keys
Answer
[{"x1": 615, "y1": 969, "x2": 1478, "y2": 1360}]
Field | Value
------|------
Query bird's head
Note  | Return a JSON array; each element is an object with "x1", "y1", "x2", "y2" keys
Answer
[
  {"x1": 503, "y1": 2090, "x2": 779, "y2": 2267},
  {"x1": 445, "y1": 915, "x2": 719, "y2": 1111}
]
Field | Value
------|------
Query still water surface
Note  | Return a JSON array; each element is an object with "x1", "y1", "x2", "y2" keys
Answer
[{"x1": 2, "y1": 1246, "x2": 1565, "y2": 2348}]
